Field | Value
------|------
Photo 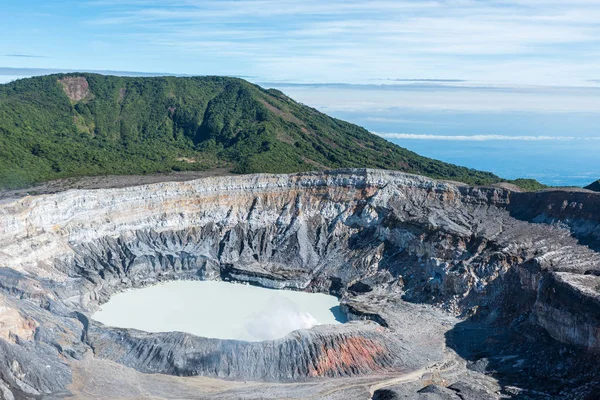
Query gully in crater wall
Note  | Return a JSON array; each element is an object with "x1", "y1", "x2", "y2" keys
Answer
[{"x1": 0, "y1": 169, "x2": 598, "y2": 398}]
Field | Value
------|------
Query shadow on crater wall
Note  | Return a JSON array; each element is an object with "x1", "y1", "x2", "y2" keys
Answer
[{"x1": 445, "y1": 316, "x2": 600, "y2": 399}]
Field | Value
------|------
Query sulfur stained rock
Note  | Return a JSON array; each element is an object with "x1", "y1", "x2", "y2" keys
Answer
[{"x1": 0, "y1": 169, "x2": 598, "y2": 398}]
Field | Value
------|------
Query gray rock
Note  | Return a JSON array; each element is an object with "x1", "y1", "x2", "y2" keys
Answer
[
  {"x1": 418, "y1": 384, "x2": 462, "y2": 399},
  {"x1": 0, "y1": 169, "x2": 597, "y2": 398}
]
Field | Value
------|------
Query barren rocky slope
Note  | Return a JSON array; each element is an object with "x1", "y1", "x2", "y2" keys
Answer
[{"x1": 0, "y1": 169, "x2": 598, "y2": 399}]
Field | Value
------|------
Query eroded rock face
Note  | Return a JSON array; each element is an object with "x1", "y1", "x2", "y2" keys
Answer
[
  {"x1": 88, "y1": 323, "x2": 400, "y2": 380},
  {"x1": 58, "y1": 76, "x2": 90, "y2": 102},
  {"x1": 0, "y1": 169, "x2": 598, "y2": 398}
]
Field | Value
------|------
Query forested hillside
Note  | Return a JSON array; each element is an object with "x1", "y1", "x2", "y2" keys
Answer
[{"x1": 0, "y1": 74, "x2": 543, "y2": 189}]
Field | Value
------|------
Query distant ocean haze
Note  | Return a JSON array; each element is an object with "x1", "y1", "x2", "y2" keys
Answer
[{"x1": 270, "y1": 83, "x2": 600, "y2": 187}]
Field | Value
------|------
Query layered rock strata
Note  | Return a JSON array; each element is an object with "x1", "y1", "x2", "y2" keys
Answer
[{"x1": 0, "y1": 169, "x2": 598, "y2": 398}]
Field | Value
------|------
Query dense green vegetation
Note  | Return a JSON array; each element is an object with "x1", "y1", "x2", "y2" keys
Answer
[
  {"x1": 0, "y1": 73, "x2": 541, "y2": 190},
  {"x1": 508, "y1": 179, "x2": 548, "y2": 192}
]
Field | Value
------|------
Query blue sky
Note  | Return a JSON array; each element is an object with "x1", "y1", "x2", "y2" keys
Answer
[{"x1": 2, "y1": 0, "x2": 600, "y2": 86}]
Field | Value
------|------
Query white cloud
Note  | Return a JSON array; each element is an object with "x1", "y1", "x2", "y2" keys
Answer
[
  {"x1": 0, "y1": 76, "x2": 22, "y2": 84},
  {"x1": 375, "y1": 133, "x2": 600, "y2": 141},
  {"x1": 80, "y1": 0, "x2": 600, "y2": 86},
  {"x1": 272, "y1": 84, "x2": 600, "y2": 113}
]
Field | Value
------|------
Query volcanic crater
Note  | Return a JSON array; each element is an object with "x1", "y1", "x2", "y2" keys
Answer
[{"x1": 0, "y1": 169, "x2": 598, "y2": 399}]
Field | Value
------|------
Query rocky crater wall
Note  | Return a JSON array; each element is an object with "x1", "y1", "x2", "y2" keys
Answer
[{"x1": 0, "y1": 169, "x2": 598, "y2": 397}]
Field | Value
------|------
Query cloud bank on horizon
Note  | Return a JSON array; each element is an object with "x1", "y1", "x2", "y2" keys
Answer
[
  {"x1": 2, "y1": 0, "x2": 600, "y2": 87},
  {"x1": 375, "y1": 133, "x2": 600, "y2": 141}
]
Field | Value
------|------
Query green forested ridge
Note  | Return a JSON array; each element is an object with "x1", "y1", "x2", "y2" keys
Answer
[{"x1": 0, "y1": 73, "x2": 543, "y2": 190}]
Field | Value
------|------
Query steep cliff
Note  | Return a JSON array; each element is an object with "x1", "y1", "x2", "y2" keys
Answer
[{"x1": 0, "y1": 169, "x2": 597, "y2": 398}]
